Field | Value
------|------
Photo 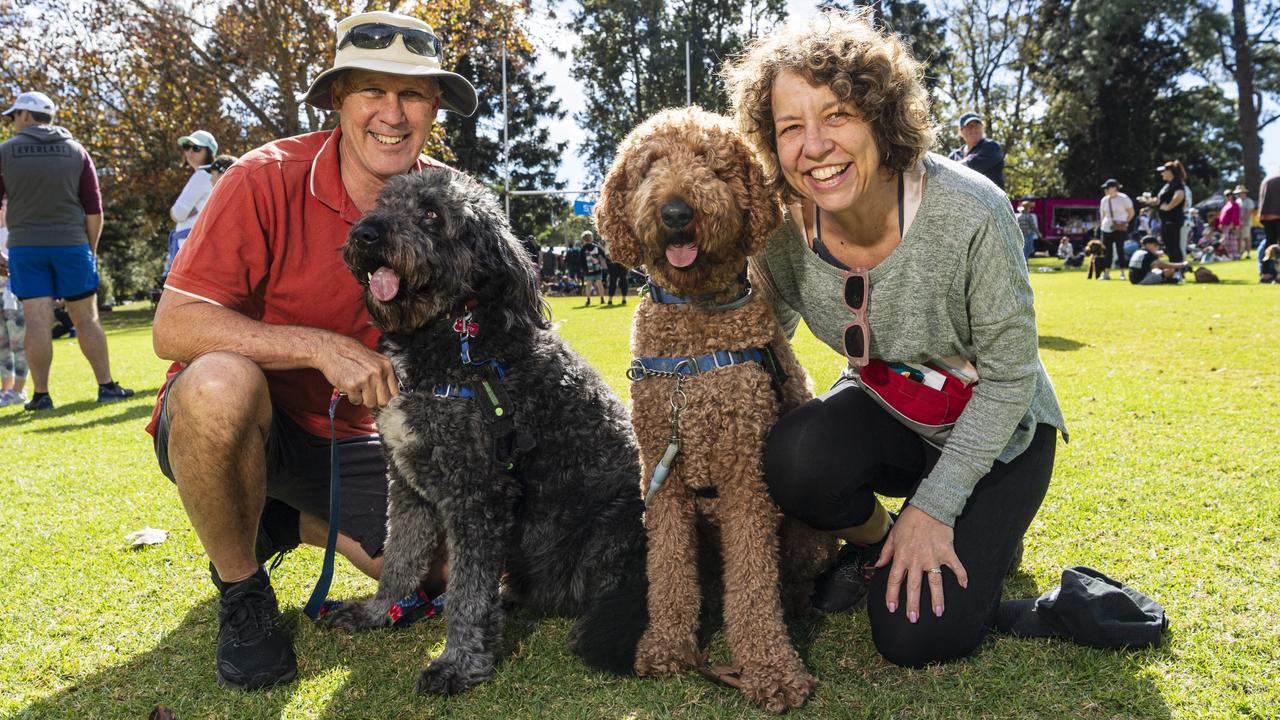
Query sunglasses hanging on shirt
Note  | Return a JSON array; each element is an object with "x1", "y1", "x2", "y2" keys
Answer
[{"x1": 842, "y1": 267, "x2": 870, "y2": 367}]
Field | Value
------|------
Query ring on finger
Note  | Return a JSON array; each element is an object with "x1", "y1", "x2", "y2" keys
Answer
[{"x1": 927, "y1": 567, "x2": 943, "y2": 575}]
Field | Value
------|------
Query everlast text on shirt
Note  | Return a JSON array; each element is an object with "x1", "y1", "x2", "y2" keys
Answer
[{"x1": 14, "y1": 144, "x2": 72, "y2": 157}]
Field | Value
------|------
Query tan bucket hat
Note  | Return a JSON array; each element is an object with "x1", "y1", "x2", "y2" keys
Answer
[{"x1": 303, "y1": 11, "x2": 477, "y2": 116}]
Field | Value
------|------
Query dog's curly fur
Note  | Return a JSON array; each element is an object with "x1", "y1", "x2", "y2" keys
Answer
[
  {"x1": 325, "y1": 167, "x2": 647, "y2": 695},
  {"x1": 597, "y1": 107, "x2": 837, "y2": 713}
]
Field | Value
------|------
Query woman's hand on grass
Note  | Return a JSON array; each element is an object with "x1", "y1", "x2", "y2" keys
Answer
[{"x1": 875, "y1": 504, "x2": 968, "y2": 622}]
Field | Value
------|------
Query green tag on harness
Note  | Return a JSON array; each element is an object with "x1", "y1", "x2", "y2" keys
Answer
[{"x1": 480, "y1": 381, "x2": 504, "y2": 415}]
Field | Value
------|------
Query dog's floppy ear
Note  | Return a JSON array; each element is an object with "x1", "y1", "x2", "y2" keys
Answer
[
  {"x1": 460, "y1": 182, "x2": 548, "y2": 332},
  {"x1": 737, "y1": 134, "x2": 782, "y2": 257},
  {"x1": 595, "y1": 137, "x2": 646, "y2": 268}
]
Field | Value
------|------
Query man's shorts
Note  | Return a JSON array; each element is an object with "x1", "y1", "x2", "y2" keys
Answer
[
  {"x1": 153, "y1": 369, "x2": 389, "y2": 559},
  {"x1": 8, "y1": 245, "x2": 99, "y2": 301}
]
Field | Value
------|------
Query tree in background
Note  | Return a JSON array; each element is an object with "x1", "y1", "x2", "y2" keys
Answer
[
  {"x1": 822, "y1": 1, "x2": 951, "y2": 93},
  {"x1": 1187, "y1": 0, "x2": 1280, "y2": 196},
  {"x1": 1027, "y1": 0, "x2": 1240, "y2": 200},
  {"x1": 438, "y1": 0, "x2": 569, "y2": 242},
  {"x1": 570, "y1": 0, "x2": 787, "y2": 179},
  {"x1": 0, "y1": 0, "x2": 565, "y2": 299}
]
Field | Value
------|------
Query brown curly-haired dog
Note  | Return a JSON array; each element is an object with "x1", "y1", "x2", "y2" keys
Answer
[{"x1": 596, "y1": 107, "x2": 837, "y2": 713}]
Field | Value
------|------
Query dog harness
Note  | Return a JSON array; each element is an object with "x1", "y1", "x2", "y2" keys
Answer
[
  {"x1": 433, "y1": 306, "x2": 535, "y2": 471},
  {"x1": 628, "y1": 273, "x2": 789, "y2": 507}
]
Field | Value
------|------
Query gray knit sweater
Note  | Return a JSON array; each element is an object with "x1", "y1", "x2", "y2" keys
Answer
[{"x1": 754, "y1": 153, "x2": 1068, "y2": 527}]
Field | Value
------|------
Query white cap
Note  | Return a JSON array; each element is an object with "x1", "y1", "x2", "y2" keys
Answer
[{"x1": 3, "y1": 91, "x2": 57, "y2": 118}]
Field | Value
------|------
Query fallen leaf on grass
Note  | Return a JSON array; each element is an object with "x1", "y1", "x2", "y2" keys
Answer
[{"x1": 126, "y1": 527, "x2": 168, "y2": 547}]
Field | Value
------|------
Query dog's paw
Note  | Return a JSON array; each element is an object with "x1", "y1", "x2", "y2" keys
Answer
[
  {"x1": 738, "y1": 661, "x2": 816, "y2": 714},
  {"x1": 415, "y1": 651, "x2": 493, "y2": 696},
  {"x1": 321, "y1": 599, "x2": 391, "y2": 632},
  {"x1": 634, "y1": 631, "x2": 699, "y2": 678}
]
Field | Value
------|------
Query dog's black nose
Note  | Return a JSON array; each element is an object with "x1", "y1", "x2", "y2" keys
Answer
[
  {"x1": 661, "y1": 198, "x2": 694, "y2": 231},
  {"x1": 351, "y1": 222, "x2": 382, "y2": 248}
]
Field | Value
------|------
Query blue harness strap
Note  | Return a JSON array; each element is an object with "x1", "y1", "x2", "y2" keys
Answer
[
  {"x1": 304, "y1": 390, "x2": 344, "y2": 621},
  {"x1": 630, "y1": 348, "x2": 767, "y2": 378}
]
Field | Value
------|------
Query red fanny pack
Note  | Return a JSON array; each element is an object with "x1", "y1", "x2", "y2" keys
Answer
[{"x1": 856, "y1": 359, "x2": 975, "y2": 448}]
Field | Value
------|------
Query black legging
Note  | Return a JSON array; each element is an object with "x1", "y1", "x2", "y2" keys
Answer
[
  {"x1": 1102, "y1": 230, "x2": 1127, "y2": 269},
  {"x1": 763, "y1": 381, "x2": 1056, "y2": 668},
  {"x1": 1160, "y1": 220, "x2": 1184, "y2": 263},
  {"x1": 606, "y1": 264, "x2": 629, "y2": 299}
]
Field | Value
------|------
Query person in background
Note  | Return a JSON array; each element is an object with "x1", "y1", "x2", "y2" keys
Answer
[
  {"x1": 1098, "y1": 179, "x2": 1133, "y2": 281},
  {"x1": 1014, "y1": 201, "x2": 1042, "y2": 261},
  {"x1": 1142, "y1": 161, "x2": 1187, "y2": 263},
  {"x1": 1260, "y1": 244, "x2": 1279, "y2": 283},
  {"x1": 1234, "y1": 185, "x2": 1256, "y2": 259},
  {"x1": 0, "y1": 199, "x2": 28, "y2": 407},
  {"x1": 1260, "y1": 169, "x2": 1280, "y2": 256},
  {"x1": 1217, "y1": 190, "x2": 1242, "y2": 260},
  {"x1": 579, "y1": 230, "x2": 608, "y2": 306},
  {"x1": 0, "y1": 90, "x2": 133, "y2": 411},
  {"x1": 167, "y1": 130, "x2": 218, "y2": 276},
  {"x1": 726, "y1": 8, "x2": 1066, "y2": 668},
  {"x1": 948, "y1": 112, "x2": 1005, "y2": 190},
  {"x1": 1188, "y1": 208, "x2": 1205, "y2": 248},
  {"x1": 1128, "y1": 235, "x2": 1190, "y2": 285},
  {"x1": 206, "y1": 154, "x2": 236, "y2": 188},
  {"x1": 605, "y1": 251, "x2": 630, "y2": 305},
  {"x1": 1136, "y1": 206, "x2": 1152, "y2": 238}
]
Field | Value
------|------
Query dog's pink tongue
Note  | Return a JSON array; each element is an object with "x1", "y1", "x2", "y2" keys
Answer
[
  {"x1": 666, "y1": 242, "x2": 698, "y2": 268},
  {"x1": 369, "y1": 266, "x2": 401, "y2": 302}
]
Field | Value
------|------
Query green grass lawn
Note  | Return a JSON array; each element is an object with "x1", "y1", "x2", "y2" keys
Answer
[{"x1": 2, "y1": 259, "x2": 1277, "y2": 719}]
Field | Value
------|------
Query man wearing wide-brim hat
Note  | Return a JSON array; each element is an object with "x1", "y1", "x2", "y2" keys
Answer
[{"x1": 148, "y1": 10, "x2": 476, "y2": 690}]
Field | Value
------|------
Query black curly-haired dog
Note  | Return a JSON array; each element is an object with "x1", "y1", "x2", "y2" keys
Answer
[{"x1": 324, "y1": 167, "x2": 647, "y2": 695}]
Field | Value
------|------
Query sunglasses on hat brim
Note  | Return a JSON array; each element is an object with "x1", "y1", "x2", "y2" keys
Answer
[
  {"x1": 842, "y1": 267, "x2": 870, "y2": 367},
  {"x1": 339, "y1": 23, "x2": 442, "y2": 58}
]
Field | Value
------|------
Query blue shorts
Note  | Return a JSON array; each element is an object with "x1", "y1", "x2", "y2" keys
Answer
[{"x1": 8, "y1": 245, "x2": 99, "y2": 301}]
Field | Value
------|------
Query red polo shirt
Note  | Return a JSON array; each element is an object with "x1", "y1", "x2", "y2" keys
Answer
[{"x1": 146, "y1": 128, "x2": 439, "y2": 439}]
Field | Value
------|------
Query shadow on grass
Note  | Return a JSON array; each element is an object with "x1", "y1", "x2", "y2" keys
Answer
[
  {"x1": 10, "y1": 587, "x2": 1175, "y2": 719},
  {"x1": 9, "y1": 593, "x2": 604, "y2": 720},
  {"x1": 1039, "y1": 335, "x2": 1087, "y2": 352},
  {"x1": 5, "y1": 390, "x2": 160, "y2": 429},
  {"x1": 31, "y1": 401, "x2": 159, "y2": 433}
]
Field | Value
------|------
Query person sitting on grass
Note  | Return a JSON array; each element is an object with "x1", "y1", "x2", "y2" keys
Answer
[
  {"x1": 1058, "y1": 236, "x2": 1083, "y2": 268},
  {"x1": 1260, "y1": 244, "x2": 1279, "y2": 284},
  {"x1": 1128, "y1": 235, "x2": 1190, "y2": 285}
]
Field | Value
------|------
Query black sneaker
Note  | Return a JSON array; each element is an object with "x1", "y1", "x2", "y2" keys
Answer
[
  {"x1": 811, "y1": 538, "x2": 886, "y2": 613},
  {"x1": 216, "y1": 568, "x2": 297, "y2": 690},
  {"x1": 24, "y1": 394, "x2": 54, "y2": 411},
  {"x1": 97, "y1": 381, "x2": 135, "y2": 403}
]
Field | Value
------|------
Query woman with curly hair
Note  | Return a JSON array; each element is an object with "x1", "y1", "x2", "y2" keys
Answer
[{"x1": 724, "y1": 9, "x2": 1067, "y2": 667}]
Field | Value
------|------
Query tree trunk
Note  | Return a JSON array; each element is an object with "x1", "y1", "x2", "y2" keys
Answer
[{"x1": 1232, "y1": 0, "x2": 1261, "y2": 197}]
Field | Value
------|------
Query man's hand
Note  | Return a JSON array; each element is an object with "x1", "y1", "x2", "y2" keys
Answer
[
  {"x1": 314, "y1": 334, "x2": 399, "y2": 408},
  {"x1": 875, "y1": 504, "x2": 968, "y2": 623}
]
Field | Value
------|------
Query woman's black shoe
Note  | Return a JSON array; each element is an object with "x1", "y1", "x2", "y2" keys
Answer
[{"x1": 811, "y1": 539, "x2": 885, "y2": 613}]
